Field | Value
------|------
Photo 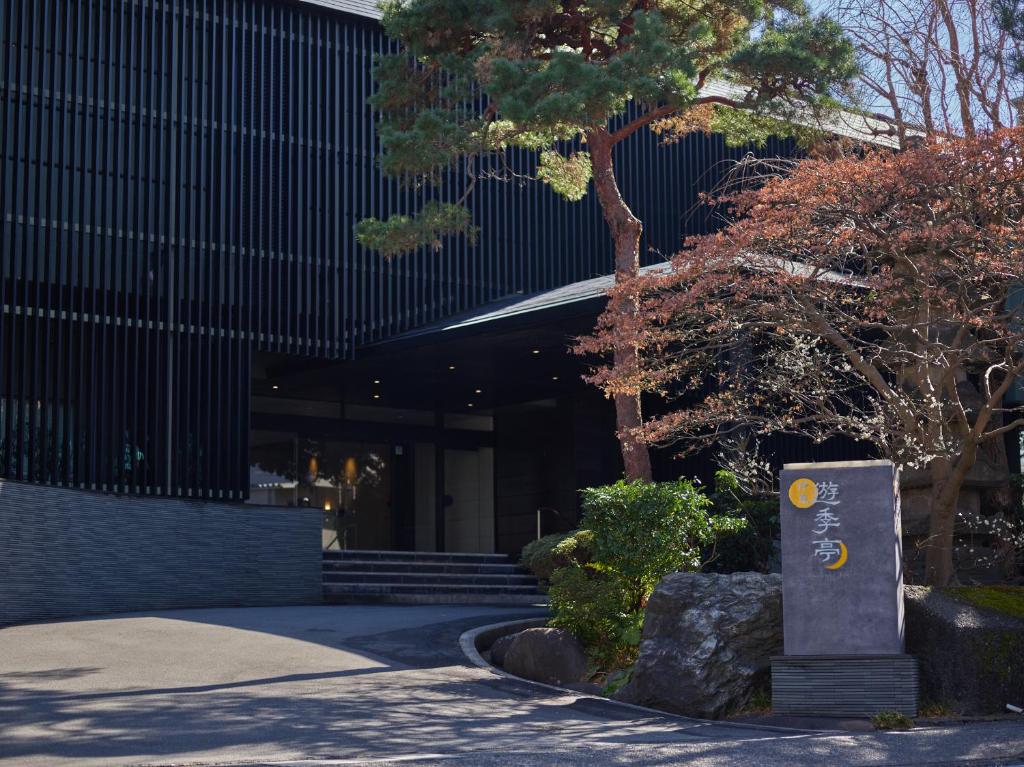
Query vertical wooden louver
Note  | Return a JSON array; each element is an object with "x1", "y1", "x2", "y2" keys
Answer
[{"x1": 0, "y1": 0, "x2": 793, "y2": 499}]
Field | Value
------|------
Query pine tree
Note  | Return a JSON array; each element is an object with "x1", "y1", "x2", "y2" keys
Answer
[
  {"x1": 357, "y1": 0, "x2": 856, "y2": 480},
  {"x1": 996, "y1": 0, "x2": 1024, "y2": 76}
]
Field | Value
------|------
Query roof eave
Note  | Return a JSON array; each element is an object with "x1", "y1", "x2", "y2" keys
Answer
[{"x1": 296, "y1": 0, "x2": 382, "y2": 20}]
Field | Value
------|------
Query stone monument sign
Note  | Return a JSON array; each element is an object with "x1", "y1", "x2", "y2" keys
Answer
[
  {"x1": 780, "y1": 459, "x2": 904, "y2": 655},
  {"x1": 773, "y1": 459, "x2": 918, "y2": 716}
]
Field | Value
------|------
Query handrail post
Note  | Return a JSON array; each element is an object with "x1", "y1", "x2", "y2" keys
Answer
[{"x1": 535, "y1": 507, "x2": 560, "y2": 540}]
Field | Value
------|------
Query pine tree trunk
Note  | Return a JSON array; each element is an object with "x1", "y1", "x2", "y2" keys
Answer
[{"x1": 588, "y1": 129, "x2": 653, "y2": 482}]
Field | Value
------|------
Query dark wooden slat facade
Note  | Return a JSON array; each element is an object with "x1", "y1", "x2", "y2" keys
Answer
[{"x1": 1, "y1": 0, "x2": 793, "y2": 499}]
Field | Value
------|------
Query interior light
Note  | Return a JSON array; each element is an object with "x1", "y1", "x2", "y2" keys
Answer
[
  {"x1": 323, "y1": 500, "x2": 332, "y2": 512},
  {"x1": 448, "y1": 364, "x2": 456, "y2": 370},
  {"x1": 272, "y1": 384, "x2": 279, "y2": 390},
  {"x1": 372, "y1": 393, "x2": 381, "y2": 399},
  {"x1": 474, "y1": 388, "x2": 482, "y2": 394},
  {"x1": 467, "y1": 403, "x2": 474, "y2": 408},
  {"x1": 373, "y1": 379, "x2": 381, "y2": 385},
  {"x1": 552, "y1": 376, "x2": 559, "y2": 381},
  {"x1": 532, "y1": 349, "x2": 540, "y2": 355}
]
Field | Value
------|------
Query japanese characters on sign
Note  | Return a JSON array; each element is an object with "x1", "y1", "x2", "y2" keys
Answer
[{"x1": 788, "y1": 477, "x2": 848, "y2": 570}]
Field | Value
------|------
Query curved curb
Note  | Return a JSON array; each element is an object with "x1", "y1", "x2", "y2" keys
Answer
[
  {"x1": 458, "y1": 619, "x2": 839, "y2": 737},
  {"x1": 459, "y1": 617, "x2": 547, "y2": 672}
]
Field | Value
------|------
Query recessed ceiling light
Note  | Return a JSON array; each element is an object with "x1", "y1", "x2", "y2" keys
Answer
[
  {"x1": 448, "y1": 364, "x2": 456, "y2": 371},
  {"x1": 532, "y1": 349, "x2": 540, "y2": 355},
  {"x1": 373, "y1": 379, "x2": 381, "y2": 385},
  {"x1": 474, "y1": 388, "x2": 482, "y2": 394},
  {"x1": 552, "y1": 376, "x2": 559, "y2": 381},
  {"x1": 372, "y1": 393, "x2": 381, "y2": 399},
  {"x1": 272, "y1": 384, "x2": 279, "y2": 390},
  {"x1": 467, "y1": 403, "x2": 474, "y2": 408}
]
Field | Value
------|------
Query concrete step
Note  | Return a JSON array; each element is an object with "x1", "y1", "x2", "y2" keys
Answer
[
  {"x1": 323, "y1": 560, "x2": 530, "y2": 576},
  {"x1": 323, "y1": 549, "x2": 510, "y2": 565},
  {"x1": 321, "y1": 549, "x2": 544, "y2": 606},
  {"x1": 323, "y1": 570, "x2": 538, "y2": 586},
  {"x1": 323, "y1": 590, "x2": 548, "y2": 606},
  {"x1": 323, "y1": 582, "x2": 547, "y2": 606},
  {"x1": 325, "y1": 582, "x2": 540, "y2": 595}
]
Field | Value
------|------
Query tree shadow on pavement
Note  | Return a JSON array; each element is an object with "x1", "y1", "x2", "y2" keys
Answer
[
  {"x1": 2, "y1": 607, "x2": 1022, "y2": 767},
  {"x1": 3, "y1": 666, "x2": 1022, "y2": 767}
]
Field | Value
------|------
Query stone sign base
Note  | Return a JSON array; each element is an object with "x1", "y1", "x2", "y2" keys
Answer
[{"x1": 771, "y1": 655, "x2": 918, "y2": 717}]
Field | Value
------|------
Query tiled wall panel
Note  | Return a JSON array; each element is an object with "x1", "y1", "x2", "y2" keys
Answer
[{"x1": 0, "y1": 479, "x2": 322, "y2": 625}]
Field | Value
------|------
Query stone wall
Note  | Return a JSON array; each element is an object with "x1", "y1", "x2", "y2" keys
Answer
[{"x1": 0, "y1": 480, "x2": 322, "y2": 626}]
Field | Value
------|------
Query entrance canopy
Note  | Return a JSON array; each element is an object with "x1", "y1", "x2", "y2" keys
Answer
[{"x1": 260, "y1": 268, "x2": 643, "y2": 413}]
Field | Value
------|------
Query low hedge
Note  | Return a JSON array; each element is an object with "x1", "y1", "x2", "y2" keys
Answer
[
  {"x1": 905, "y1": 585, "x2": 1024, "y2": 714},
  {"x1": 945, "y1": 585, "x2": 1024, "y2": 620}
]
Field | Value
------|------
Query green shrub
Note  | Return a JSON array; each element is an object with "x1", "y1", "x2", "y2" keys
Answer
[
  {"x1": 579, "y1": 479, "x2": 747, "y2": 610},
  {"x1": 519, "y1": 529, "x2": 593, "y2": 582},
  {"x1": 548, "y1": 479, "x2": 747, "y2": 668},
  {"x1": 548, "y1": 565, "x2": 642, "y2": 669},
  {"x1": 552, "y1": 528, "x2": 594, "y2": 562},
  {"x1": 871, "y1": 711, "x2": 913, "y2": 730},
  {"x1": 706, "y1": 470, "x2": 779, "y2": 574},
  {"x1": 520, "y1": 533, "x2": 571, "y2": 581}
]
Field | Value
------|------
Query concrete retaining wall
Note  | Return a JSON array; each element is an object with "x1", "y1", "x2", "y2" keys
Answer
[{"x1": 0, "y1": 480, "x2": 322, "y2": 626}]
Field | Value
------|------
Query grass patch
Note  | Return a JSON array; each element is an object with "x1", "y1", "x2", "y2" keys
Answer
[
  {"x1": 600, "y1": 666, "x2": 633, "y2": 697},
  {"x1": 729, "y1": 679, "x2": 772, "y2": 716},
  {"x1": 918, "y1": 700, "x2": 956, "y2": 718},
  {"x1": 944, "y1": 585, "x2": 1024, "y2": 620},
  {"x1": 745, "y1": 684, "x2": 772, "y2": 714},
  {"x1": 872, "y1": 711, "x2": 913, "y2": 730}
]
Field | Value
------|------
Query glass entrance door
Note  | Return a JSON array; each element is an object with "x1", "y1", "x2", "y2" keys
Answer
[{"x1": 249, "y1": 432, "x2": 396, "y2": 550}]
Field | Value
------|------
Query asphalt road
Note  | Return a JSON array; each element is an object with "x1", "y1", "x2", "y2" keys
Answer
[{"x1": 0, "y1": 604, "x2": 1022, "y2": 767}]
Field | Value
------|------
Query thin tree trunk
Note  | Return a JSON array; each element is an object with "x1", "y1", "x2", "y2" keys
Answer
[
  {"x1": 935, "y1": 0, "x2": 977, "y2": 136},
  {"x1": 925, "y1": 457, "x2": 958, "y2": 586},
  {"x1": 588, "y1": 128, "x2": 653, "y2": 481},
  {"x1": 924, "y1": 441, "x2": 978, "y2": 585},
  {"x1": 979, "y1": 410, "x2": 1013, "y2": 516}
]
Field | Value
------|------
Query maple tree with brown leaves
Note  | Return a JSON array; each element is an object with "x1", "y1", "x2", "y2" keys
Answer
[{"x1": 580, "y1": 128, "x2": 1024, "y2": 585}]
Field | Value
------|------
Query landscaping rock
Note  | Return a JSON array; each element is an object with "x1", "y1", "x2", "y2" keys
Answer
[
  {"x1": 503, "y1": 627, "x2": 588, "y2": 685},
  {"x1": 904, "y1": 585, "x2": 1024, "y2": 714},
  {"x1": 488, "y1": 633, "x2": 515, "y2": 667},
  {"x1": 615, "y1": 572, "x2": 783, "y2": 718}
]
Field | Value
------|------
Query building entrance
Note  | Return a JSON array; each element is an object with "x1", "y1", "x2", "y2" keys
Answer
[
  {"x1": 248, "y1": 428, "x2": 496, "y2": 553},
  {"x1": 249, "y1": 432, "x2": 401, "y2": 551},
  {"x1": 443, "y1": 448, "x2": 495, "y2": 553}
]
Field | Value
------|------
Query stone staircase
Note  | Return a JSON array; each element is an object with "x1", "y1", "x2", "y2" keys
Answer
[{"x1": 322, "y1": 549, "x2": 547, "y2": 605}]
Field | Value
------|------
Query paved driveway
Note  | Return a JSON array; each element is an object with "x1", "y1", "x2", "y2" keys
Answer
[{"x1": 1, "y1": 605, "x2": 1022, "y2": 767}]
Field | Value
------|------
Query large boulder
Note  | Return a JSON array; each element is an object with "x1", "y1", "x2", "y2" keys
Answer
[
  {"x1": 488, "y1": 633, "x2": 516, "y2": 667},
  {"x1": 503, "y1": 627, "x2": 588, "y2": 685},
  {"x1": 615, "y1": 572, "x2": 783, "y2": 718},
  {"x1": 905, "y1": 586, "x2": 1024, "y2": 714}
]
